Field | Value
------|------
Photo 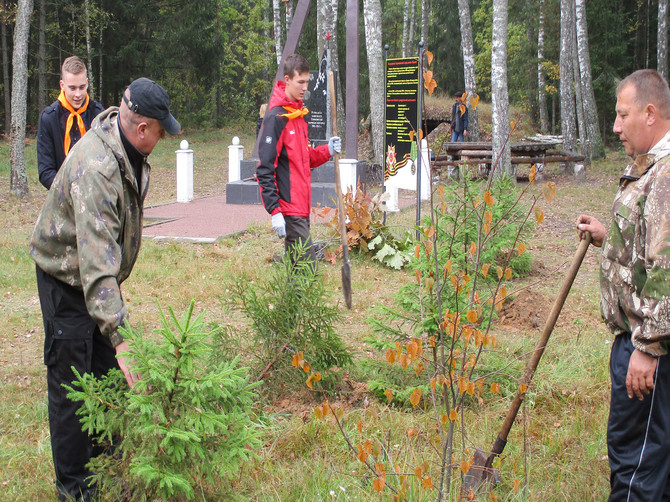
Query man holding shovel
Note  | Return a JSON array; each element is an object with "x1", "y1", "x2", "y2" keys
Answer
[
  {"x1": 577, "y1": 69, "x2": 670, "y2": 501},
  {"x1": 256, "y1": 53, "x2": 341, "y2": 264}
]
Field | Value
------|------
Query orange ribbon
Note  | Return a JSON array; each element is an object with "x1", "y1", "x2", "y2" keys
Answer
[
  {"x1": 57, "y1": 89, "x2": 90, "y2": 155},
  {"x1": 280, "y1": 106, "x2": 309, "y2": 119}
]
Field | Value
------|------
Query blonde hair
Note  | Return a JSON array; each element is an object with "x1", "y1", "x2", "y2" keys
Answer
[{"x1": 61, "y1": 56, "x2": 87, "y2": 79}]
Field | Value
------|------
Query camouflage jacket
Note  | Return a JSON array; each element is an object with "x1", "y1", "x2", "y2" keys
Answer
[
  {"x1": 601, "y1": 137, "x2": 670, "y2": 357},
  {"x1": 30, "y1": 107, "x2": 150, "y2": 347}
]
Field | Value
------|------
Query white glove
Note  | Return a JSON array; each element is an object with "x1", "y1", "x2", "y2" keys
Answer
[
  {"x1": 328, "y1": 136, "x2": 342, "y2": 156},
  {"x1": 271, "y1": 213, "x2": 286, "y2": 238}
]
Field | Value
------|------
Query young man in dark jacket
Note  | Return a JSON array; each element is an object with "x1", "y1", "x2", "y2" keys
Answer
[
  {"x1": 256, "y1": 53, "x2": 341, "y2": 263},
  {"x1": 450, "y1": 91, "x2": 469, "y2": 142},
  {"x1": 36, "y1": 56, "x2": 105, "y2": 189}
]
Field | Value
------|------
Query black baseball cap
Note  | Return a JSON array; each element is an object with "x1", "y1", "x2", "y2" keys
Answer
[{"x1": 123, "y1": 77, "x2": 181, "y2": 135}]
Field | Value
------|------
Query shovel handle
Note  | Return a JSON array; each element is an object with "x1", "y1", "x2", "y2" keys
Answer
[
  {"x1": 329, "y1": 70, "x2": 352, "y2": 308},
  {"x1": 493, "y1": 233, "x2": 592, "y2": 454}
]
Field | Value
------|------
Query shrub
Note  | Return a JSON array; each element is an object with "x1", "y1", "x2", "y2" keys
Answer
[{"x1": 65, "y1": 302, "x2": 261, "y2": 501}]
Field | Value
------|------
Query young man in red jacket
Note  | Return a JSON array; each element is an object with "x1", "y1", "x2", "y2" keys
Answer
[{"x1": 256, "y1": 53, "x2": 341, "y2": 263}]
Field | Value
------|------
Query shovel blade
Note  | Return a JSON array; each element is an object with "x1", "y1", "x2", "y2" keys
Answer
[
  {"x1": 461, "y1": 448, "x2": 501, "y2": 499},
  {"x1": 341, "y1": 261, "x2": 352, "y2": 309}
]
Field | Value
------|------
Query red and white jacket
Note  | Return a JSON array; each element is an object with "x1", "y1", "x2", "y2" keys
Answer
[{"x1": 256, "y1": 81, "x2": 331, "y2": 218}]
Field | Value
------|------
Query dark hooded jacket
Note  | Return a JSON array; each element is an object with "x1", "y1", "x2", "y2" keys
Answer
[{"x1": 256, "y1": 80, "x2": 331, "y2": 218}]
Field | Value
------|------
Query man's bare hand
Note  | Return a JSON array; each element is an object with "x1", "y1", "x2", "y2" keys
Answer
[
  {"x1": 626, "y1": 349, "x2": 658, "y2": 400},
  {"x1": 115, "y1": 340, "x2": 141, "y2": 388},
  {"x1": 577, "y1": 214, "x2": 606, "y2": 247}
]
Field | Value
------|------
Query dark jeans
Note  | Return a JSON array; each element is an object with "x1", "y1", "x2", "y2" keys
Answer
[
  {"x1": 284, "y1": 215, "x2": 316, "y2": 265},
  {"x1": 36, "y1": 266, "x2": 117, "y2": 501},
  {"x1": 608, "y1": 334, "x2": 670, "y2": 501}
]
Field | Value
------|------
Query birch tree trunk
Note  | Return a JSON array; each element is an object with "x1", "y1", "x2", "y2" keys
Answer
[
  {"x1": 491, "y1": 0, "x2": 511, "y2": 177},
  {"x1": 38, "y1": 0, "x2": 47, "y2": 113},
  {"x1": 402, "y1": 0, "x2": 410, "y2": 57},
  {"x1": 363, "y1": 0, "x2": 384, "y2": 165},
  {"x1": 457, "y1": 0, "x2": 479, "y2": 140},
  {"x1": 286, "y1": 0, "x2": 294, "y2": 28},
  {"x1": 572, "y1": 34, "x2": 587, "y2": 159},
  {"x1": 659, "y1": 0, "x2": 668, "y2": 80},
  {"x1": 84, "y1": 0, "x2": 95, "y2": 99},
  {"x1": 421, "y1": 0, "x2": 429, "y2": 47},
  {"x1": 575, "y1": 0, "x2": 605, "y2": 159},
  {"x1": 9, "y1": 0, "x2": 32, "y2": 198},
  {"x1": 537, "y1": 0, "x2": 549, "y2": 133},
  {"x1": 1, "y1": 0, "x2": 10, "y2": 134},
  {"x1": 560, "y1": 0, "x2": 577, "y2": 158},
  {"x1": 408, "y1": 0, "x2": 416, "y2": 52},
  {"x1": 273, "y1": 0, "x2": 284, "y2": 65},
  {"x1": 317, "y1": 0, "x2": 327, "y2": 57},
  {"x1": 326, "y1": 0, "x2": 344, "y2": 134}
]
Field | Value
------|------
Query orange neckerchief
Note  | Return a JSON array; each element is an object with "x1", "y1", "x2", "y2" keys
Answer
[
  {"x1": 57, "y1": 90, "x2": 90, "y2": 155},
  {"x1": 280, "y1": 105, "x2": 309, "y2": 119}
]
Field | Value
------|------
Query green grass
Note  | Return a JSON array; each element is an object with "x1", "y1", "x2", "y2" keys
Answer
[{"x1": 0, "y1": 130, "x2": 620, "y2": 500}]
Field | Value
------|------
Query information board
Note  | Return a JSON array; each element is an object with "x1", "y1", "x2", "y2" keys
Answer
[{"x1": 385, "y1": 57, "x2": 419, "y2": 180}]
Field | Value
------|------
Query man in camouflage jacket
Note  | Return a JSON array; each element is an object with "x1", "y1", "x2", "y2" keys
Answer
[
  {"x1": 30, "y1": 78, "x2": 179, "y2": 502},
  {"x1": 578, "y1": 69, "x2": 670, "y2": 501}
]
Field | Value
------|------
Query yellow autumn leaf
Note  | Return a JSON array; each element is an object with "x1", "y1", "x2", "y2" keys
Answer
[
  {"x1": 444, "y1": 259, "x2": 452, "y2": 276},
  {"x1": 425, "y1": 77, "x2": 438, "y2": 96},
  {"x1": 496, "y1": 266, "x2": 503, "y2": 280},
  {"x1": 461, "y1": 461, "x2": 471, "y2": 474},
  {"x1": 519, "y1": 383, "x2": 528, "y2": 394},
  {"x1": 504, "y1": 267, "x2": 512, "y2": 280},
  {"x1": 529, "y1": 164, "x2": 537, "y2": 185},
  {"x1": 439, "y1": 413, "x2": 448, "y2": 425},
  {"x1": 375, "y1": 462, "x2": 386, "y2": 475},
  {"x1": 424, "y1": 70, "x2": 433, "y2": 82},
  {"x1": 466, "y1": 310, "x2": 478, "y2": 323},
  {"x1": 357, "y1": 446, "x2": 368, "y2": 463},
  {"x1": 357, "y1": 420, "x2": 363, "y2": 432},
  {"x1": 302, "y1": 362, "x2": 310, "y2": 373},
  {"x1": 470, "y1": 93, "x2": 480, "y2": 110},
  {"x1": 449, "y1": 409, "x2": 458, "y2": 421},
  {"x1": 407, "y1": 428, "x2": 418, "y2": 439},
  {"x1": 482, "y1": 263, "x2": 490, "y2": 278},
  {"x1": 484, "y1": 210, "x2": 493, "y2": 224},
  {"x1": 426, "y1": 50, "x2": 434, "y2": 66},
  {"x1": 535, "y1": 206, "x2": 545, "y2": 224},
  {"x1": 415, "y1": 465, "x2": 423, "y2": 479},
  {"x1": 422, "y1": 476, "x2": 434, "y2": 490},
  {"x1": 409, "y1": 130, "x2": 415, "y2": 142},
  {"x1": 491, "y1": 382, "x2": 500, "y2": 394},
  {"x1": 518, "y1": 242, "x2": 526, "y2": 256},
  {"x1": 414, "y1": 243, "x2": 421, "y2": 259},
  {"x1": 314, "y1": 406, "x2": 323, "y2": 419},
  {"x1": 469, "y1": 241, "x2": 476, "y2": 255},
  {"x1": 514, "y1": 479, "x2": 520, "y2": 493},
  {"x1": 292, "y1": 352, "x2": 302, "y2": 367},
  {"x1": 510, "y1": 119, "x2": 517, "y2": 130},
  {"x1": 484, "y1": 190, "x2": 495, "y2": 206},
  {"x1": 542, "y1": 181, "x2": 557, "y2": 202},
  {"x1": 386, "y1": 348, "x2": 397, "y2": 365},
  {"x1": 466, "y1": 381, "x2": 475, "y2": 396},
  {"x1": 373, "y1": 476, "x2": 386, "y2": 492},
  {"x1": 410, "y1": 388, "x2": 422, "y2": 407},
  {"x1": 490, "y1": 492, "x2": 498, "y2": 502},
  {"x1": 385, "y1": 388, "x2": 394, "y2": 403},
  {"x1": 429, "y1": 336, "x2": 436, "y2": 347}
]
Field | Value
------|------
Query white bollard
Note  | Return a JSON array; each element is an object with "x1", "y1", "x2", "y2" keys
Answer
[
  {"x1": 338, "y1": 158, "x2": 358, "y2": 195},
  {"x1": 228, "y1": 136, "x2": 244, "y2": 182},
  {"x1": 176, "y1": 139, "x2": 193, "y2": 203}
]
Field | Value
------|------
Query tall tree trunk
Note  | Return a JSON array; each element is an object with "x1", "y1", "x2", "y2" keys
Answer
[
  {"x1": 572, "y1": 31, "x2": 587, "y2": 160},
  {"x1": 38, "y1": 0, "x2": 46, "y2": 113},
  {"x1": 421, "y1": 0, "x2": 428, "y2": 47},
  {"x1": 363, "y1": 0, "x2": 384, "y2": 165},
  {"x1": 9, "y1": 0, "x2": 32, "y2": 198},
  {"x1": 560, "y1": 0, "x2": 577, "y2": 157},
  {"x1": 317, "y1": 0, "x2": 329, "y2": 58},
  {"x1": 659, "y1": 0, "x2": 668, "y2": 81},
  {"x1": 408, "y1": 0, "x2": 416, "y2": 51},
  {"x1": 402, "y1": 0, "x2": 409, "y2": 57},
  {"x1": 575, "y1": 0, "x2": 605, "y2": 159},
  {"x1": 491, "y1": 0, "x2": 511, "y2": 177},
  {"x1": 273, "y1": 0, "x2": 284, "y2": 65},
  {"x1": 327, "y1": 0, "x2": 344, "y2": 133},
  {"x1": 457, "y1": 0, "x2": 478, "y2": 140},
  {"x1": 98, "y1": 6, "x2": 103, "y2": 102},
  {"x1": 537, "y1": 0, "x2": 549, "y2": 134},
  {"x1": 1, "y1": 0, "x2": 10, "y2": 134},
  {"x1": 84, "y1": 0, "x2": 94, "y2": 99},
  {"x1": 286, "y1": 0, "x2": 294, "y2": 27}
]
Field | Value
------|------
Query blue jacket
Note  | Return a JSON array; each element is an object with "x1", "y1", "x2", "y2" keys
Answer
[{"x1": 36, "y1": 98, "x2": 105, "y2": 189}]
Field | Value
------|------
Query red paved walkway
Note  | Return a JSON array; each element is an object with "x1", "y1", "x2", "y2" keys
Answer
[{"x1": 143, "y1": 194, "x2": 416, "y2": 242}]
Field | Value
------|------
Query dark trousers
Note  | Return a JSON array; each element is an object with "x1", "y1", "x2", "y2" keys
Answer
[
  {"x1": 284, "y1": 215, "x2": 316, "y2": 265},
  {"x1": 608, "y1": 334, "x2": 670, "y2": 501},
  {"x1": 36, "y1": 266, "x2": 117, "y2": 501}
]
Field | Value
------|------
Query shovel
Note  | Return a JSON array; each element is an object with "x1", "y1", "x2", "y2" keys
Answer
[
  {"x1": 462, "y1": 233, "x2": 592, "y2": 498},
  {"x1": 328, "y1": 70, "x2": 352, "y2": 309}
]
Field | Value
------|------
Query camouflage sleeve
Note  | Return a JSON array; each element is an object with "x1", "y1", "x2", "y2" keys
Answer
[
  {"x1": 634, "y1": 168, "x2": 670, "y2": 356},
  {"x1": 71, "y1": 168, "x2": 127, "y2": 346}
]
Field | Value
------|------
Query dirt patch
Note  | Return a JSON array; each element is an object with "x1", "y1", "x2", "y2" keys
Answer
[{"x1": 499, "y1": 289, "x2": 553, "y2": 330}]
